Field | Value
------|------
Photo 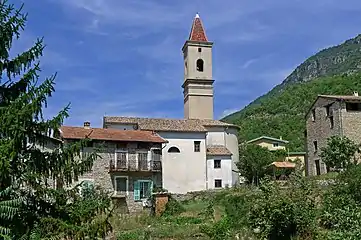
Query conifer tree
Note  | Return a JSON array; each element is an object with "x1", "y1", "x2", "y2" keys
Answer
[{"x1": 0, "y1": 1, "x2": 112, "y2": 239}]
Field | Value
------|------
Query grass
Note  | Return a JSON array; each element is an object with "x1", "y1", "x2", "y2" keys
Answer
[{"x1": 112, "y1": 200, "x2": 213, "y2": 240}]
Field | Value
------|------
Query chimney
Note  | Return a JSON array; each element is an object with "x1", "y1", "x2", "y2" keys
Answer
[
  {"x1": 280, "y1": 136, "x2": 282, "y2": 140},
  {"x1": 84, "y1": 121, "x2": 91, "y2": 129},
  {"x1": 354, "y1": 91, "x2": 359, "y2": 97}
]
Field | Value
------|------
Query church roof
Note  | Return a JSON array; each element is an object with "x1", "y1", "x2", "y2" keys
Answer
[
  {"x1": 206, "y1": 145, "x2": 232, "y2": 156},
  {"x1": 103, "y1": 117, "x2": 238, "y2": 133},
  {"x1": 188, "y1": 13, "x2": 208, "y2": 42},
  {"x1": 60, "y1": 126, "x2": 167, "y2": 143}
]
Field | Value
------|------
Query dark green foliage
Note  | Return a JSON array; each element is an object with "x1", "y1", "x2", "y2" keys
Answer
[
  {"x1": 238, "y1": 144, "x2": 274, "y2": 184},
  {"x1": 320, "y1": 136, "x2": 360, "y2": 169},
  {"x1": 162, "y1": 196, "x2": 185, "y2": 216},
  {"x1": 199, "y1": 217, "x2": 232, "y2": 240},
  {"x1": 249, "y1": 175, "x2": 318, "y2": 240},
  {"x1": 0, "y1": 1, "x2": 111, "y2": 239},
  {"x1": 224, "y1": 73, "x2": 361, "y2": 151}
]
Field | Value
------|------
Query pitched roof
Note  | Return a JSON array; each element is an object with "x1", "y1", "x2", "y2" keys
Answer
[
  {"x1": 305, "y1": 94, "x2": 361, "y2": 119},
  {"x1": 103, "y1": 117, "x2": 238, "y2": 132},
  {"x1": 206, "y1": 145, "x2": 232, "y2": 156},
  {"x1": 188, "y1": 13, "x2": 208, "y2": 42},
  {"x1": 318, "y1": 94, "x2": 361, "y2": 101},
  {"x1": 247, "y1": 136, "x2": 289, "y2": 144},
  {"x1": 271, "y1": 161, "x2": 296, "y2": 168},
  {"x1": 60, "y1": 126, "x2": 167, "y2": 143}
]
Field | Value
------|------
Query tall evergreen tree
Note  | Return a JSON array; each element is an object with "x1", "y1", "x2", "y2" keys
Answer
[{"x1": 0, "y1": 1, "x2": 112, "y2": 239}]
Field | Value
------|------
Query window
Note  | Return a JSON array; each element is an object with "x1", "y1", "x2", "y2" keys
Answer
[
  {"x1": 214, "y1": 179, "x2": 222, "y2": 188},
  {"x1": 115, "y1": 151, "x2": 127, "y2": 168},
  {"x1": 196, "y1": 59, "x2": 204, "y2": 72},
  {"x1": 313, "y1": 141, "x2": 318, "y2": 152},
  {"x1": 330, "y1": 116, "x2": 334, "y2": 129},
  {"x1": 325, "y1": 105, "x2": 331, "y2": 117},
  {"x1": 138, "y1": 152, "x2": 148, "y2": 170},
  {"x1": 114, "y1": 177, "x2": 127, "y2": 195},
  {"x1": 214, "y1": 159, "x2": 221, "y2": 169},
  {"x1": 194, "y1": 141, "x2": 201, "y2": 152},
  {"x1": 198, "y1": 47, "x2": 202, "y2": 52},
  {"x1": 315, "y1": 160, "x2": 321, "y2": 176},
  {"x1": 273, "y1": 143, "x2": 279, "y2": 148},
  {"x1": 346, "y1": 102, "x2": 361, "y2": 111},
  {"x1": 134, "y1": 180, "x2": 153, "y2": 200},
  {"x1": 168, "y1": 146, "x2": 180, "y2": 153},
  {"x1": 311, "y1": 109, "x2": 316, "y2": 121}
]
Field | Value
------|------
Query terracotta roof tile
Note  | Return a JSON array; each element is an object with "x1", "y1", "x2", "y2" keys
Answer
[
  {"x1": 271, "y1": 161, "x2": 296, "y2": 168},
  {"x1": 189, "y1": 14, "x2": 208, "y2": 42},
  {"x1": 60, "y1": 126, "x2": 167, "y2": 143},
  {"x1": 103, "y1": 117, "x2": 238, "y2": 132},
  {"x1": 206, "y1": 145, "x2": 232, "y2": 156}
]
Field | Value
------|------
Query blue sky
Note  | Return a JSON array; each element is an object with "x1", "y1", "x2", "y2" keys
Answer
[{"x1": 11, "y1": 0, "x2": 361, "y2": 127}]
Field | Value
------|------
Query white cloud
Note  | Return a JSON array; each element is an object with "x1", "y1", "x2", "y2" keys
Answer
[{"x1": 220, "y1": 108, "x2": 239, "y2": 118}]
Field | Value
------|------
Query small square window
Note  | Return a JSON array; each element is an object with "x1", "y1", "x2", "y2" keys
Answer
[
  {"x1": 214, "y1": 160, "x2": 221, "y2": 169},
  {"x1": 214, "y1": 179, "x2": 222, "y2": 188},
  {"x1": 198, "y1": 47, "x2": 202, "y2": 52},
  {"x1": 194, "y1": 141, "x2": 200, "y2": 152},
  {"x1": 273, "y1": 143, "x2": 279, "y2": 148}
]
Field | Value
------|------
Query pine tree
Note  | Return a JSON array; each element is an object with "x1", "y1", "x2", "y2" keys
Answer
[{"x1": 0, "y1": 1, "x2": 112, "y2": 239}]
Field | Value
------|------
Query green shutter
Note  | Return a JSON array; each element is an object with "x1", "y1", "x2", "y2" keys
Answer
[{"x1": 134, "y1": 180, "x2": 140, "y2": 201}]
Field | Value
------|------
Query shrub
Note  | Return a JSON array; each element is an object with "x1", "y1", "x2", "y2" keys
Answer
[
  {"x1": 162, "y1": 196, "x2": 185, "y2": 216},
  {"x1": 249, "y1": 176, "x2": 318, "y2": 240},
  {"x1": 199, "y1": 216, "x2": 232, "y2": 240}
]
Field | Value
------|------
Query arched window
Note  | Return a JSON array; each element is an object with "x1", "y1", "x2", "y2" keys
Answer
[
  {"x1": 196, "y1": 59, "x2": 204, "y2": 72},
  {"x1": 168, "y1": 146, "x2": 180, "y2": 153}
]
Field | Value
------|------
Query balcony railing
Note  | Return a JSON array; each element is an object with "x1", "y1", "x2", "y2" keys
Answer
[{"x1": 109, "y1": 159, "x2": 162, "y2": 172}]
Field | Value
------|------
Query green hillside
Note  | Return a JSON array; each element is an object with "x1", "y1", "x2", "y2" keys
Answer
[
  {"x1": 223, "y1": 34, "x2": 361, "y2": 151},
  {"x1": 224, "y1": 74, "x2": 361, "y2": 151}
]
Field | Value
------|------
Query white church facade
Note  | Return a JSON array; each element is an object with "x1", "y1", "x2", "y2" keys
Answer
[
  {"x1": 103, "y1": 14, "x2": 240, "y2": 194},
  {"x1": 58, "y1": 14, "x2": 239, "y2": 207}
]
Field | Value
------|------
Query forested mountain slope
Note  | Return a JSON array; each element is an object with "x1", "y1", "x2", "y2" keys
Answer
[{"x1": 223, "y1": 34, "x2": 361, "y2": 151}]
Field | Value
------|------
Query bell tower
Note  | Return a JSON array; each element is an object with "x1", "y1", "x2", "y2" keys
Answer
[{"x1": 182, "y1": 13, "x2": 214, "y2": 120}]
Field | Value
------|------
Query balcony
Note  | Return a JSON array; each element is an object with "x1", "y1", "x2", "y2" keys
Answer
[{"x1": 109, "y1": 159, "x2": 162, "y2": 172}]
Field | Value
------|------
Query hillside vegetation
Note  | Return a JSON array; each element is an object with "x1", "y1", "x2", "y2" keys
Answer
[
  {"x1": 223, "y1": 34, "x2": 361, "y2": 151},
  {"x1": 224, "y1": 74, "x2": 361, "y2": 151}
]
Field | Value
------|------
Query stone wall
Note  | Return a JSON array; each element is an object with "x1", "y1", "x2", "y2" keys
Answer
[
  {"x1": 65, "y1": 140, "x2": 163, "y2": 214},
  {"x1": 306, "y1": 98, "x2": 342, "y2": 176}
]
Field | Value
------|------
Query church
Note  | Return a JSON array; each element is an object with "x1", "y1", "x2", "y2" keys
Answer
[
  {"x1": 102, "y1": 14, "x2": 240, "y2": 193},
  {"x1": 59, "y1": 14, "x2": 239, "y2": 201}
]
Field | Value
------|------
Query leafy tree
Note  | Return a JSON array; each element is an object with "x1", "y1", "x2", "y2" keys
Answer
[
  {"x1": 320, "y1": 136, "x2": 360, "y2": 170},
  {"x1": 0, "y1": 1, "x2": 111, "y2": 239},
  {"x1": 237, "y1": 144, "x2": 274, "y2": 185}
]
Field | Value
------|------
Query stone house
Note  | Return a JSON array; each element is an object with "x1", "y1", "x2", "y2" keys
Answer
[
  {"x1": 305, "y1": 92, "x2": 361, "y2": 176},
  {"x1": 59, "y1": 123, "x2": 167, "y2": 213}
]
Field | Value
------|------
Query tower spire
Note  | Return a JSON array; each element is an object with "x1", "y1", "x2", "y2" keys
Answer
[{"x1": 188, "y1": 13, "x2": 208, "y2": 42}]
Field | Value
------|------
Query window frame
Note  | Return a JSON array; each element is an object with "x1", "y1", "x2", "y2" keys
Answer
[
  {"x1": 313, "y1": 141, "x2": 318, "y2": 152},
  {"x1": 311, "y1": 109, "x2": 316, "y2": 121},
  {"x1": 194, "y1": 141, "x2": 201, "y2": 152},
  {"x1": 114, "y1": 176, "x2": 129, "y2": 196},
  {"x1": 273, "y1": 143, "x2": 279, "y2": 148},
  {"x1": 137, "y1": 151, "x2": 149, "y2": 170},
  {"x1": 115, "y1": 150, "x2": 128, "y2": 168},
  {"x1": 214, "y1": 159, "x2": 221, "y2": 169},
  {"x1": 214, "y1": 179, "x2": 222, "y2": 188}
]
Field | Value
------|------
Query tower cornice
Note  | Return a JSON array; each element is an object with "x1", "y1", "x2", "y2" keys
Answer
[
  {"x1": 182, "y1": 78, "x2": 215, "y2": 89},
  {"x1": 182, "y1": 40, "x2": 213, "y2": 52}
]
